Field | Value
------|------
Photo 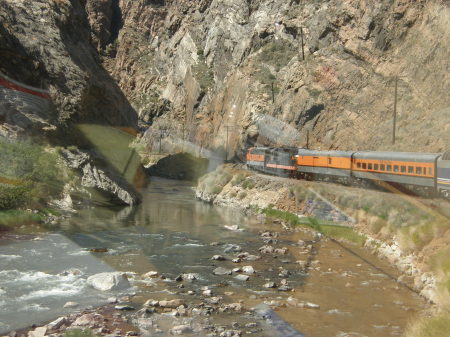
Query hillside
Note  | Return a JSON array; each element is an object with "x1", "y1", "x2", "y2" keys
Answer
[{"x1": 94, "y1": 0, "x2": 449, "y2": 154}]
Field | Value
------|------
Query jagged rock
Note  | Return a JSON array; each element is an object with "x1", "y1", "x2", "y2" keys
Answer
[
  {"x1": 86, "y1": 272, "x2": 131, "y2": 291},
  {"x1": 60, "y1": 149, "x2": 141, "y2": 206}
]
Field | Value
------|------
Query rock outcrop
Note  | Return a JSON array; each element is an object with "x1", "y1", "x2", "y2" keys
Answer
[
  {"x1": 101, "y1": 0, "x2": 449, "y2": 154},
  {"x1": 61, "y1": 148, "x2": 141, "y2": 205},
  {"x1": 0, "y1": 0, "x2": 137, "y2": 129}
]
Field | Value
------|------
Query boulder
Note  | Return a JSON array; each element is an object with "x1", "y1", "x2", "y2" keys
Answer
[{"x1": 86, "y1": 272, "x2": 131, "y2": 291}]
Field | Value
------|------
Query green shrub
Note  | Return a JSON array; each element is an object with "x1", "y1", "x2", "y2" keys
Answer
[
  {"x1": 238, "y1": 191, "x2": 247, "y2": 199},
  {"x1": 0, "y1": 139, "x2": 64, "y2": 210},
  {"x1": 64, "y1": 329, "x2": 97, "y2": 337},
  {"x1": 242, "y1": 179, "x2": 255, "y2": 189}
]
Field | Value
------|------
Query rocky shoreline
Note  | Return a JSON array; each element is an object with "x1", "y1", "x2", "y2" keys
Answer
[{"x1": 195, "y1": 164, "x2": 446, "y2": 306}]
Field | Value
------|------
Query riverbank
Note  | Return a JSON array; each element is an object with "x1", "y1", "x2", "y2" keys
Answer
[{"x1": 195, "y1": 164, "x2": 450, "y2": 336}]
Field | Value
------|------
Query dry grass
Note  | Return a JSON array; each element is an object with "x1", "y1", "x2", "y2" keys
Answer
[{"x1": 404, "y1": 311, "x2": 450, "y2": 337}]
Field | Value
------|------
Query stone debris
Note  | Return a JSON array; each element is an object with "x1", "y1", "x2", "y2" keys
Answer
[
  {"x1": 211, "y1": 255, "x2": 226, "y2": 261},
  {"x1": 231, "y1": 258, "x2": 241, "y2": 263}
]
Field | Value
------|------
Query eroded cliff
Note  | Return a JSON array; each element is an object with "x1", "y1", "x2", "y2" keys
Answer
[{"x1": 100, "y1": 0, "x2": 449, "y2": 154}]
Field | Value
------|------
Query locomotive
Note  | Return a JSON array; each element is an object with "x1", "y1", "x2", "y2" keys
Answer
[{"x1": 245, "y1": 147, "x2": 450, "y2": 199}]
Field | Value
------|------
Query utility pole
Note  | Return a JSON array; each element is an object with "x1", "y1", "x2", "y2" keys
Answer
[
  {"x1": 306, "y1": 130, "x2": 309, "y2": 149},
  {"x1": 225, "y1": 125, "x2": 229, "y2": 161},
  {"x1": 392, "y1": 76, "x2": 398, "y2": 145},
  {"x1": 300, "y1": 27, "x2": 305, "y2": 61},
  {"x1": 271, "y1": 81, "x2": 275, "y2": 103}
]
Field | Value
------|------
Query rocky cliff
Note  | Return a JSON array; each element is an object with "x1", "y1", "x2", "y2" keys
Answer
[
  {"x1": 0, "y1": 0, "x2": 137, "y2": 132},
  {"x1": 99, "y1": 0, "x2": 449, "y2": 154},
  {"x1": 0, "y1": 0, "x2": 141, "y2": 205}
]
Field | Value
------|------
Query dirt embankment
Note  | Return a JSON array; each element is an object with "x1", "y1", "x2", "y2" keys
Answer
[{"x1": 196, "y1": 164, "x2": 450, "y2": 309}]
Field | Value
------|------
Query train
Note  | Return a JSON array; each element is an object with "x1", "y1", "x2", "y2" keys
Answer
[{"x1": 245, "y1": 147, "x2": 450, "y2": 199}]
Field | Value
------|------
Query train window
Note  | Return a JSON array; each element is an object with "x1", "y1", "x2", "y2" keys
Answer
[
  {"x1": 374, "y1": 164, "x2": 379, "y2": 170},
  {"x1": 416, "y1": 167, "x2": 422, "y2": 174},
  {"x1": 428, "y1": 168, "x2": 433, "y2": 175},
  {"x1": 357, "y1": 162, "x2": 361, "y2": 168},
  {"x1": 401, "y1": 166, "x2": 406, "y2": 173},
  {"x1": 423, "y1": 167, "x2": 427, "y2": 175},
  {"x1": 368, "y1": 163, "x2": 372, "y2": 170},
  {"x1": 362, "y1": 163, "x2": 367, "y2": 169},
  {"x1": 408, "y1": 166, "x2": 414, "y2": 173},
  {"x1": 387, "y1": 165, "x2": 392, "y2": 171},
  {"x1": 394, "y1": 165, "x2": 399, "y2": 172},
  {"x1": 380, "y1": 164, "x2": 385, "y2": 171}
]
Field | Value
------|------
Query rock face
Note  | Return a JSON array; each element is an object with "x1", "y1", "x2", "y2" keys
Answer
[
  {"x1": 86, "y1": 272, "x2": 131, "y2": 291},
  {"x1": 0, "y1": 0, "x2": 137, "y2": 128},
  {"x1": 101, "y1": 0, "x2": 448, "y2": 154},
  {"x1": 61, "y1": 148, "x2": 141, "y2": 205}
]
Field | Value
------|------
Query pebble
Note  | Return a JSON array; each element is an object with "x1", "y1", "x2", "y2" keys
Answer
[
  {"x1": 259, "y1": 245, "x2": 274, "y2": 254},
  {"x1": 264, "y1": 282, "x2": 277, "y2": 288},
  {"x1": 203, "y1": 289, "x2": 213, "y2": 297},
  {"x1": 242, "y1": 266, "x2": 255, "y2": 274},
  {"x1": 274, "y1": 247, "x2": 289, "y2": 255},
  {"x1": 47, "y1": 317, "x2": 67, "y2": 330},
  {"x1": 232, "y1": 258, "x2": 241, "y2": 263},
  {"x1": 212, "y1": 255, "x2": 226, "y2": 261},
  {"x1": 234, "y1": 274, "x2": 249, "y2": 281}
]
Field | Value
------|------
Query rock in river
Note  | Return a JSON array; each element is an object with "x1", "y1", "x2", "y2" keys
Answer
[
  {"x1": 86, "y1": 272, "x2": 131, "y2": 291},
  {"x1": 213, "y1": 267, "x2": 232, "y2": 276}
]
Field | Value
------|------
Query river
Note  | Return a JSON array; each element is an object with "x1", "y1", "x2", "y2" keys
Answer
[{"x1": 0, "y1": 178, "x2": 428, "y2": 337}]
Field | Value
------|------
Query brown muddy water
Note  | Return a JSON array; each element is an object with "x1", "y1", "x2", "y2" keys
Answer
[{"x1": 0, "y1": 178, "x2": 428, "y2": 337}]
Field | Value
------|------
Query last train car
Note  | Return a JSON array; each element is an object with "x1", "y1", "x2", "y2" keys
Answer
[
  {"x1": 351, "y1": 151, "x2": 440, "y2": 194},
  {"x1": 437, "y1": 149, "x2": 450, "y2": 198}
]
